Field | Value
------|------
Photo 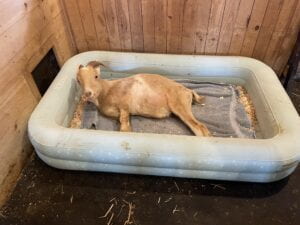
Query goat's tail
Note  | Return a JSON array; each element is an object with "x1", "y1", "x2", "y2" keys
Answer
[{"x1": 192, "y1": 90, "x2": 204, "y2": 104}]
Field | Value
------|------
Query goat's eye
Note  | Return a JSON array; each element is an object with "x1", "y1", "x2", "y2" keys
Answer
[{"x1": 95, "y1": 76, "x2": 98, "y2": 79}]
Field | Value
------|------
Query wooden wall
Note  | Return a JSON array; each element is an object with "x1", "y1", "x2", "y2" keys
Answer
[
  {"x1": 63, "y1": 0, "x2": 300, "y2": 75},
  {"x1": 0, "y1": 0, "x2": 76, "y2": 206}
]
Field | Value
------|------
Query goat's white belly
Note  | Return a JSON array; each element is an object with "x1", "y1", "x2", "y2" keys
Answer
[
  {"x1": 130, "y1": 96, "x2": 171, "y2": 118},
  {"x1": 129, "y1": 78, "x2": 171, "y2": 118},
  {"x1": 100, "y1": 105, "x2": 120, "y2": 118}
]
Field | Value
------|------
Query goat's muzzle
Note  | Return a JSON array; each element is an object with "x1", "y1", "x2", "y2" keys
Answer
[{"x1": 84, "y1": 91, "x2": 92, "y2": 97}]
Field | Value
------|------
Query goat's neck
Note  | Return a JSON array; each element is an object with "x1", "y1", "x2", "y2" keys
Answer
[{"x1": 96, "y1": 79, "x2": 110, "y2": 99}]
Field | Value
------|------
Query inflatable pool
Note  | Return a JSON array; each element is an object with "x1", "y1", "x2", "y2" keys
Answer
[{"x1": 28, "y1": 51, "x2": 300, "y2": 182}]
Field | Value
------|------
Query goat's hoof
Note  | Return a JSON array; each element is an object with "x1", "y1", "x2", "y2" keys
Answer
[
  {"x1": 120, "y1": 127, "x2": 132, "y2": 132},
  {"x1": 203, "y1": 131, "x2": 212, "y2": 137},
  {"x1": 70, "y1": 121, "x2": 81, "y2": 128}
]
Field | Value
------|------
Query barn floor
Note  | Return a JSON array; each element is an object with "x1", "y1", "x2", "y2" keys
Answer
[{"x1": 0, "y1": 79, "x2": 299, "y2": 225}]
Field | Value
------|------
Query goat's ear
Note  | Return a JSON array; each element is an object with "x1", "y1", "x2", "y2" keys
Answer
[
  {"x1": 94, "y1": 66, "x2": 101, "y2": 77},
  {"x1": 87, "y1": 61, "x2": 104, "y2": 76},
  {"x1": 78, "y1": 64, "x2": 84, "y2": 69}
]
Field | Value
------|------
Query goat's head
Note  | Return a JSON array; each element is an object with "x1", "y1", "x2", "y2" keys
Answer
[{"x1": 77, "y1": 61, "x2": 104, "y2": 100}]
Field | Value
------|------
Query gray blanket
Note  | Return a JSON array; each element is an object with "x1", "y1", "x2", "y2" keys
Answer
[{"x1": 81, "y1": 80, "x2": 256, "y2": 138}]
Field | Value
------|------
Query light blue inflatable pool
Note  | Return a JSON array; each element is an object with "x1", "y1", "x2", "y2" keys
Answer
[{"x1": 28, "y1": 51, "x2": 300, "y2": 182}]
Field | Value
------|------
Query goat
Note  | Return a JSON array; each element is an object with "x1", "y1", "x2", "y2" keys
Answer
[{"x1": 73, "y1": 61, "x2": 211, "y2": 137}]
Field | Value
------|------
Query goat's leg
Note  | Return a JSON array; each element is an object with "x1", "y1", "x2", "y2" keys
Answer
[
  {"x1": 174, "y1": 108, "x2": 211, "y2": 136},
  {"x1": 119, "y1": 109, "x2": 132, "y2": 132},
  {"x1": 70, "y1": 96, "x2": 86, "y2": 128},
  {"x1": 192, "y1": 90, "x2": 204, "y2": 104},
  {"x1": 169, "y1": 93, "x2": 211, "y2": 137}
]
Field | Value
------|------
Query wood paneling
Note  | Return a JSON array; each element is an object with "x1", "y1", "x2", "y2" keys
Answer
[
  {"x1": 77, "y1": 0, "x2": 98, "y2": 50},
  {"x1": 63, "y1": 0, "x2": 88, "y2": 51},
  {"x1": 252, "y1": 0, "x2": 283, "y2": 60},
  {"x1": 228, "y1": 0, "x2": 255, "y2": 55},
  {"x1": 0, "y1": 0, "x2": 39, "y2": 35},
  {"x1": 63, "y1": 0, "x2": 300, "y2": 75},
  {"x1": 103, "y1": 0, "x2": 122, "y2": 51},
  {"x1": 194, "y1": 0, "x2": 211, "y2": 54},
  {"x1": 0, "y1": 0, "x2": 76, "y2": 206},
  {"x1": 216, "y1": 0, "x2": 241, "y2": 54},
  {"x1": 205, "y1": 0, "x2": 226, "y2": 54},
  {"x1": 154, "y1": 0, "x2": 167, "y2": 53},
  {"x1": 90, "y1": 0, "x2": 110, "y2": 50},
  {"x1": 263, "y1": 0, "x2": 298, "y2": 65},
  {"x1": 128, "y1": 0, "x2": 144, "y2": 52},
  {"x1": 240, "y1": 0, "x2": 269, "y2": 57},
  {"x1": 116, "y1": 0, "x2": 132, "y2": 51},
  {"x1": 274, "y1": 0, "x2": 300, "y2": 74},
  {"x1": 181, "y1": 0, "x2": 199, "y2": 54},
  {"x1": 141, "y1": 0, "x2": 155, "y2": 52},
  {"x1": 167, "y1": 0, "x2": 184, "y2": 53}
]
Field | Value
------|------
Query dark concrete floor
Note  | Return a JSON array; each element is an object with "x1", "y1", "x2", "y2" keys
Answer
[{"x1": 1, "y1": 79, "x2": 300, "y2": 225}]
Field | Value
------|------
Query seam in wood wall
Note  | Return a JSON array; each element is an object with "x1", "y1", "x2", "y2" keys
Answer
[{"x1": 64, "y1": 0, "x2": 300, "y2": 75}]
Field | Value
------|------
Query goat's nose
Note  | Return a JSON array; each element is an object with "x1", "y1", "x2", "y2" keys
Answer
[{"x1": 84, "y1": 91, "x2": 92, "y2": 97}]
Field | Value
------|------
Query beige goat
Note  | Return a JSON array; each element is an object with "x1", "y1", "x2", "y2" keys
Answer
[{"x1": 74, "y1": 61, "x2": 211, "y2": 137}]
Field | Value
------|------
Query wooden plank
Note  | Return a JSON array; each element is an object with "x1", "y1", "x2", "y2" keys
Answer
[
  {"x1": 51, "y1": 11, "x2": 77, "y2": 65},
  {"x1": 0, "y1": 12, "x2": 74, "y2": 101},
  {"x1": 18, "y1": 25, "x2": 57, "y2": 73},
  {"x1": 181, "y1": 0, "x2": 199, "y2": 54},
  {"x1": 115, "y1": 0, "x2": 132, "y2": 51},
  {"x1": 128, "y1": 0, "x2": 144, "y2": 52},
  {"x1": 0, "y1": 0, "x2": 39, "y2": 35},
  {"x1": 0, "y1": 80, "x2": 37, "y2": 190},
  {"x1": 281, "y1": 32, "x2": 300, "y2": 83},
  {"x1": 154, "y1": 0, "x2": 167, "y2": 53},
  {"x1": 41, "y1": 1, "x2": 76, "y2": 65},
  {"x1": 0, "y1": 6, "x2": 47, "y2": 70},
  {"x1": 1, "y1": 34, "x2": 50, "y2": 101},
  {"x1": 166, "y1": 0, "x2": 185, "y2": 54},
  {"x1": 216, "y1": 0, "x2": 241, "y2": 55},
  {"x1": 194, "y1": 0, "x2": 212, "y2": 54},
  {"x1": 77, "y1": 0, "x2": 98, "y2": 50},
  {"x1": 102, "y1": 0, "x2": 121, "y2": 51},
  {"x1": 5, "y1": 14, "x2": 69, "y2": 71},
  {"x1": 252, "y1": 0, "x2": 283, "y2": 60},
  {"x1": 0, "y1": 79, "x2": 37, "y2": 145},
  {"x1": 228, "y1": 0, "x2": 255, "y2": 55},
  {"x1": 264, "y1": 0, "x2": 298, "y2": 66},
  {"x1": 0, "y1": 102, "x2": 33, "y2": 206},
  {"x1": 0, "y1": 138, "x2": 31, "y2": 207},
  {"x1": 40, "y1": 0, "x2": 62, "y2": 20},
  {"x1": 273, "y1": 0, "x2": 300, "y2": 74},
  {"x1": 240, "y1": 0, "x2": 269, "y2": 56},
  {"x1": 52, "y1": 23, "x2": 77, "y2": 65},
  {"x1": 142, "y1": 0, "x2": 155, "y2": 52},
  {"x1": 63, "y1": 0, "x2": 88, "y2": 51},
  {"x1": 0, "y1": 1, "x2": 75, "y2": 206},
  {"x1": 59, "y1": 0, "x2": 77, "y2": 55},
  {"x1": 204, "y1": 0, "x2": 226, "y2": 54},
  {"x1": 0, "y1": 79, "x2": 34, "y2": 116},
  {"x1": 25, "y1": 35, "x2": 53, "y2": 100},
  {"x1": 90, "y1": 0, "x2": 110, "y2": 50},
  {"x1": 0, "y1": 85, "x2": 36, "y2": 143},
  {"x1": 0, "y1": 74, "x2": 26, "y2": 108}
]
